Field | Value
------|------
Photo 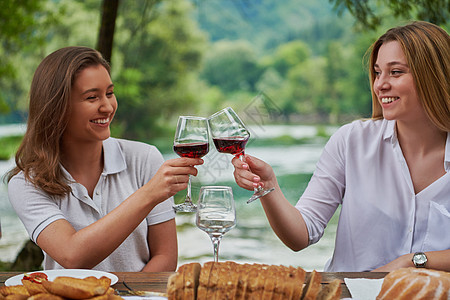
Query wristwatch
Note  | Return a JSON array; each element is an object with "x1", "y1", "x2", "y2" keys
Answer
[{"x1": 412, "y1": 252, "x2": 427, "y2": 268}]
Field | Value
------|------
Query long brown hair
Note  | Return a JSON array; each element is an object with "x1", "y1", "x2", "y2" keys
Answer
[
  {"x1": 368, "y1": 21, "x2": 450, "y2": 132},
  {"x1": 7, "y1": 46, "x2": 111, "y2": 196}
]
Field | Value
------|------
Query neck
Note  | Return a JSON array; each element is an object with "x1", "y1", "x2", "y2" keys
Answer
[
  {"x1": 396, "y1": 119, "x2": 446, "y2": 155},
  {"x1": 60, "y1": 140, "x2": 104, "y2": 176}
]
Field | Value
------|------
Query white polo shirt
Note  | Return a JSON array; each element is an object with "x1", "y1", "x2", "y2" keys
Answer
[
  {"x1": 296, "y1": 119, "x2": 450, "y2": 271},
  {"x1": 8, "y1": 137, "x2": 175, "y2": 271}
]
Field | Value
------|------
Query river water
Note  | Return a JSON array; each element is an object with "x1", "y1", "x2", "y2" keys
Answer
[{"x1": 0, "y1": 124, "x2": 338, "y2": 271}]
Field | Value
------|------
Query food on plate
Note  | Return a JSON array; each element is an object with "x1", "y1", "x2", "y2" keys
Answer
[
  {"x1": 376, "y1": 267, "x2": 450, "y2": 300},
  {"x1": 167, "y1": 261, "x2": 340, "y2": 300},
  {"x1": 21, "y1": 280, "x2": 47, "y2": 296},
  {"x1": 0, "y1": 275, "x2": 122, "y2": 300},
  {"x1": 0, "y1": 285, "x2": 30, "y2": 297},
  {"x1": 22, "y1": 273, "x2": 48, "y2": 284}
]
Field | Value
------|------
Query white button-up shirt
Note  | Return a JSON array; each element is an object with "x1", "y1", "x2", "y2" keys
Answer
[{"x1": 296, "y1": 119, "x2": 450, "y2": 271}]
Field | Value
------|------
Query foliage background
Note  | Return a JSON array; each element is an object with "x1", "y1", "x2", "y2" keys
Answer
[{"x1": 0, "y1": 0, "x2": 449, "y2": 151}]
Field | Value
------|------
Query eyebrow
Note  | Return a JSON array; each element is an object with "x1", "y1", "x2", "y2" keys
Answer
[
  {"x1": 81, "y1": 84, "x2": 114, "y2": 95},
  {"x1": 374, "y1": 61, "x2": 409, "y2": 68}
]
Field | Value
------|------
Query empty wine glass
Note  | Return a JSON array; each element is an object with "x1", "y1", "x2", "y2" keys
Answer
[
  {"x1": 196, "y1": 186, "x2": 236, "y2": 262},
  {"x1": 173, "y1": 116, "x2": 209, "y2": 213},
  {"x1": 208, "y1": 107, "x2": 274, "y2": 203}
]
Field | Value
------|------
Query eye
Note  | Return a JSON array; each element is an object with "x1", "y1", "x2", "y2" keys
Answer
[
  {"x1": 391, "y1": 70, "x2": 404, "y2": 76},
  {"x1": 86, "y1": 95, "x2": 98, "y2": 101},
  {"x1": 106, "y1": 91, "x2": 114, "y2": 98},
  {"x1": 373, "y1": 70, "x2": 381, "y2": 77}
]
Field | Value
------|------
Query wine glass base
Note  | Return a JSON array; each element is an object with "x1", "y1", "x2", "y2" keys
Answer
[
  {"x1": 173, "y1": 203, "x2": 197, "y2": 213},
  {"x1": 247, "y1": 187, "x2": 275, "y2": 204}
]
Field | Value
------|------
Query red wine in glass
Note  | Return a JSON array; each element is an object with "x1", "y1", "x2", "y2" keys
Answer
[
  {"x1": 174, "y1": 142, "x2": 209, "y2": 158},
  {"x1": 173, "y1": 116, "x2": 209, "y2": 213},
  {"x1": 208, "y1": 107, "x2": 274, "y2": 204},
  {"x1": 212, "y1": 136, "x2": 249, "y2": 156}
]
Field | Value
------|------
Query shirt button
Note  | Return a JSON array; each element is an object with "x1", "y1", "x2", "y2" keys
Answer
[{"x1": 96, "y1": 191, "x2": 100, "y2": 195}]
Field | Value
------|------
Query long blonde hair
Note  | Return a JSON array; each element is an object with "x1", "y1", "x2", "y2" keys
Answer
[
  {"x1": 7, "y1": 47, "x2": 111, "y2": 196},
  {"x1": 368, "y1": 21, "x2": 450, "y2": 132}
]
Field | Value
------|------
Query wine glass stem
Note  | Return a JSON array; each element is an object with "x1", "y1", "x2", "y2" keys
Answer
[
  {"x1": 185, "y1": 175, "x2": 192, "y2": 203},
  {"x1": 210, "y1": 234, "x2": 222, "y2": 262}
]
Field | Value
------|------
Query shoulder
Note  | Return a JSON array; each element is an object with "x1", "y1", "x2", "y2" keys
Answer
[
  {"x1": 331, "y1": 119, "x2": 390, "y2": 141},
  {"x1": 107, "y1": 137, "x2": 160, "y2": 154},
  {"x1": 105, "y1": 137, "x2": 163, "y2": 162},
  {"x1": 103, "y1": 138, "x2": 165, "y2": 176}
]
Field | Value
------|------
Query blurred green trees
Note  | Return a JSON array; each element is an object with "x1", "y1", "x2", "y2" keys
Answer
[{"x1": 0, "y1": 0, "x2": 448, "y2": 144}]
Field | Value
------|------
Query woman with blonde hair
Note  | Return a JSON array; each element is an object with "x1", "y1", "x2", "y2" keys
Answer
[
  {"x1": 232, "y1": 21, "x2": 450, "y2": 272},
  {"x1": 7, "y1": 46, "x2": 203, "y2": 271}
]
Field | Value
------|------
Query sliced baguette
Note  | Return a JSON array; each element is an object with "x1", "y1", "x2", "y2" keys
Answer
[
  {"x1": 301, "y1": 270, "x2": 322, "y2": 300},
  {"x1": 316, "y1": 279, "x2": 341, "y2": 300},
  {"x1": 197, "y1": 261, "x2": 214, "y2": 300},
  {"x1": 183, "y1": 262, "x2": 201, "y2": 300},
  {"x1": 166, "y1": 272, "x2": 178, "y2": 300}
]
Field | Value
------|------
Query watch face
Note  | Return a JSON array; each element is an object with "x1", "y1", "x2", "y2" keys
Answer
[{"x1": 415, "y1": 253, "x2": 427, "y2": 264}]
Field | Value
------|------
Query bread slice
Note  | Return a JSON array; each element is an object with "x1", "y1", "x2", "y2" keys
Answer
[
  {"x1": 0, "y1": 285, "x2": 30, "y2": 297},
  {"x1": 3, "y1": 295, "x2": 29, "y2": 300},
  {"x1": 197, "y1": 261, "x2": 214, "y2": 300},
  {"x1": 166, "y1": 272, "x2": 178, "y2": 300},
  {"x1": 27, "y1": 293, "x2": 64, "y2": 300},
  {"x1": 261, "y1": 265, "x2": 279, "y2": 300},
  {"x1": 235, "y1": 263, "x2": 254, "y2": 300},
  {"x1": 292, "y1": 266, "x2": 307, "y2": 300},
  {"x1": 316, "y1": 279, "x2": 341, "y2": 300},
  {"x1": 271, "y1": 265, "x2": 287, "y2": 300},
  {"x1": 21, "y1": 279, "x2": 48, "y2": 296},
  {"x1": 42, "y1": 276, "x2": 108, "y2": 299},
  {"x1": 183, "y1": 262, "x2": 201, "y2": 300},
  {"x1": 301, "y1": 270, "x2": 322, "y2": 300},
  {"x1": 214, "y1": 261, "x2": 239, "y2": 300}
]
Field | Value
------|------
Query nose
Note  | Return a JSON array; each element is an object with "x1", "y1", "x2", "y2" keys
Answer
[
  {"x1": 99, "y1": 95, "x2": 116, "y2": 114},
  {"x1": 374, "y1": 73, "x2": 390, "y2": 92}
]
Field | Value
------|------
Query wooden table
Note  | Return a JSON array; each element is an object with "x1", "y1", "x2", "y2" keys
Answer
[{"x1": 0, "y1": 271, "x2": 387, "y2": 298}]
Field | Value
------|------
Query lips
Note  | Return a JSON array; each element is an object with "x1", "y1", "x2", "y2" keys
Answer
[
  {"x1": 381, "y1": 97, "x2": 399, "y2": 104},
  {"x1": 90, "y1": 118, "x2": 110, "y2": 124}
]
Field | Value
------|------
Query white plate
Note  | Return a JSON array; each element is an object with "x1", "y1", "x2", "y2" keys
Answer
[{"x1": 5, "y1": 269, "x2": 119, "y2": 286}]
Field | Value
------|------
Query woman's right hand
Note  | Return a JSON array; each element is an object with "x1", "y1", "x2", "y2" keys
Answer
[
  {"x1": 231, "y1": 154, "x2": 276, "y2": 191},
  {"x1": 145, "y1": 157, "x2": 204, "y2": 202}
]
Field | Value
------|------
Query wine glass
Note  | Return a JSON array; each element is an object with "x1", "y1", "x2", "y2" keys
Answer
[
  {"x1": 173, "y1": 116, "x2": 209, "y2": 213},
  {"x1": 208, "y1": 107, "x2": 274, "y2": 203},
  {"x1": 195, "y1": 186, "x2": 236, "y2": 262}
]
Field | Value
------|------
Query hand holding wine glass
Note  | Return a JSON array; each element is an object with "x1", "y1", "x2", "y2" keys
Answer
[
  {"x1": 173, "y1": 116, "x2": 209, "y2": 212},
  {"x1": 196, "y1": 186, "x2": 236, "y2": 262},
  {"x1": 208, "y1": 107, "x2": 274, "y2": 203}
]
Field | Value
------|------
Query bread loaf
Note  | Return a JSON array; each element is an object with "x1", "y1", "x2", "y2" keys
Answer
[
  {"x1": 167, "y1": 262, "x2": 336, "y2": 300},
  {"x1": 301, "y1": 270, "x2": 322, "y2": 300},
  {"x1": 376, "y1": 267, "x2": 450, "y2": 300}
]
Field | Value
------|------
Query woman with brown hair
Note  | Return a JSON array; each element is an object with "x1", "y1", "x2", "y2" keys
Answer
[
  {"x1": 232, "y1": 21, "x2": 450, "y2": 272},
  {"x1": 7, "y1": 46, "x2": 203, "y2": 271}
]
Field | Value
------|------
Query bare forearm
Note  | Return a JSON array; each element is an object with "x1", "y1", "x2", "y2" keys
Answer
[
  {"x1": 372, "y1": 249, "x2": 450, "y2": 272},
  {"x1": 141, "y1": 254, "x2": 177, "y2": 272},
  {"x1": 260, "y1": 186, "x2": 309, "y2": 251},
  {"x1": 37, "y1": 186, "x2": 161, "y2": 268}
]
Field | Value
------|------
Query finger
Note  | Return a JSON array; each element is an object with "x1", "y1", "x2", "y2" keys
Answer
[{"x1": 168, "y1": 157, "x2": 204, "y2": 167}]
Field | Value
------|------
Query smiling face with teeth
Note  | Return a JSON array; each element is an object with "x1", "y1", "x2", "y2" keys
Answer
[
  {"x1": 63, "y1": 64, "x2": 117, "y2": 145},
  {"x1": 373, "y1": 41, "x2": 428, "y2": 125}
]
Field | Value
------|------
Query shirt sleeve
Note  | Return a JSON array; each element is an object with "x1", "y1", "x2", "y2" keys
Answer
[
  {"x1": 141, "y1": 145, "x2": 176, "y2": 225},
  {"x1": 295, "y1": 123, "x2": 350, "y2": 245},
  {"x1": 8, "y1": 173, "x2": 66, "y2": 242}
]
